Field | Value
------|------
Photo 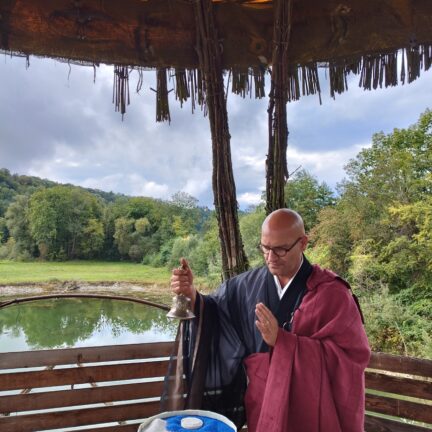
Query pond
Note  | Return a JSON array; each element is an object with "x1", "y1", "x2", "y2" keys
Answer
[{"x1": 0, "y1": 298, "x2": 178, "y2": 352}]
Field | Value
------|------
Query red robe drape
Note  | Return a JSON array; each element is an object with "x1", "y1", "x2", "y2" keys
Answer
[{"x1": 244, "y1": 266, "x2": 370, "y2": 432}]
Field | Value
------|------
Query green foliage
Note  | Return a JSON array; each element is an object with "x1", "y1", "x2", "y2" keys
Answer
[
  {"x1": 359, "y1": 285, "x2": 432, "y2": 358},
  {"x1": 0, "y1": 217, "x2": 8, "y2": 243},
  {"x1": 239, "y1": 208, "x2": 266, "y2": 268},
  {"x1": 310, "y1": 206, "x2": 353, "y2": 276},
  {"x1": 285, "y1": 170, "x2": 335, "y2": 231},
  {"x1": 114, "y1": 217, "x2": 135, "y2": 257},
  {"x1": 309, "y1": 110, "x2": 432, "y2": 357},
  {"x1": 0, "y1": 168, "x2": 57, "y2": 217},
  {"x1": 135, "y1": 217, "x2": 151, "y2": 234},
  {"x1": 5, "y1": 195, "x2": 36, "y2": 259},
  {"x1": 28, "y1": 186, "x2": 104, "y2": 260},
  {"x1": 1, "y1": 111, "x2": 430, "y2": 357},
  {"x1": 81, "y1": 218, "x2": 105, "y2": 258},
  {"x1": 166, "y1": 214, "x2": 221, "y2": 284},
  {"x1": 170, "y1": 191, "x2": 199, "y2": 209}
]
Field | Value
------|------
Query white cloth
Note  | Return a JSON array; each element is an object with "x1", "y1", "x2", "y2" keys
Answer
[
  {"x1": 273, "y1": 256, "x2": 303, "y2": 299},
  {"x1": 139, "y1": 418, "x2": 168, "y2": 432}
]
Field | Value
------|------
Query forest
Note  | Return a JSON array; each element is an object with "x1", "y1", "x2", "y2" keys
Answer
[{"x1": 1, "y1": 110, "x2": 431, "y2": 358}]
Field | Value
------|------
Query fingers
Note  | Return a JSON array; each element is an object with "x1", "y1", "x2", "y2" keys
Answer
[
  {"x1": 255, "y1": 303, "x2": 278, "y2": 347},
  {"x1": 172, "y1": 258, "x2": 192, "y2": 279},
  {"x1": 180, "y1": 258, "x2": 194, "y2": 281},
  {"x1": 170, "y1": 258, "x2": 195, "y2": 301},
  {"x1": 255, "y1": 302, "x2": 274, "y2": 324},
  {"x1": 180, "y1": 257, "x2": 189, "y2": 270},
  {"x1": 170, "y1": 273, "x2": 191, "y2": 294}
]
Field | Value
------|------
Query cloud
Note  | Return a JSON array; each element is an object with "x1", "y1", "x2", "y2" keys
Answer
[
  {"x1": 238, "y1": 192, "x2": 263, "y2": 207},
  {"x1": 1, "y1": 54, "x2": 431, "y2": 209},
  {"x1": 79, "y1": 173, "x2": 170, "y2": 199},
  {"x1": 286, "y1": 143, "x2": 370, "y2": 187}
]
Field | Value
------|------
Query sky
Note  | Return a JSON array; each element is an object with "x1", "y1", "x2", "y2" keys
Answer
[{"x1": 0, "y1": 54, "x2": 431, "y2": 208}]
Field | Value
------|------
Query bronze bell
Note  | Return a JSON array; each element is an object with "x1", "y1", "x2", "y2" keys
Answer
[{"x1": 167, "y1": 294, "x2": 195, "y2": 320}]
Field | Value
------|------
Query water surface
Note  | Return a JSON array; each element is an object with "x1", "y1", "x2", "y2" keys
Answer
[{"x1": 0, "y1": 298, "x2": 178, "y2": 352}]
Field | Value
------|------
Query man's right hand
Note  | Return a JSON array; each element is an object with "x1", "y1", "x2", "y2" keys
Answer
[{"x1": 170, "y1": 258, "x2": 196, "y2": 309}]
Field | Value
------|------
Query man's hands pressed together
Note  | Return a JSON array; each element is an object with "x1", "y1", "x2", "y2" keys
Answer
[{"x1": 255, "y1": 302, "x2": 278, "y2": 347}]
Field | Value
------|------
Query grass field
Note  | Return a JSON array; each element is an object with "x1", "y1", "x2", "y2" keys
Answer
[{"x1": 0, "y1": 260, "x2": 171, "y2": 284}]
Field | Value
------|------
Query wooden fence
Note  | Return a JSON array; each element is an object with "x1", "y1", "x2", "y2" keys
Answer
[
  {"x1": 365, "y1": 352, "x2": 432, "y2": 432},
  {"x1": 0, "y1": 343, "x2": 431, "y2": 432}
]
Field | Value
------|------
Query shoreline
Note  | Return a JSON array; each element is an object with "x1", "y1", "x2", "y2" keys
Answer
[{"x1": 0, "y1": 281, "x2": 173, "y2": 305}]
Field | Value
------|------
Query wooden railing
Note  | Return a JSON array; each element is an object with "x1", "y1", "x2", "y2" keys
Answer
[
  {"x1": 365, "y1": 352, "x2": 432, "y2": 432},
  {"x1": 0, "y1": 342, "x2": 174, "y2": 432},
  {"x1": 0, "y1": 343, "x2": 431, "y2": 432}
]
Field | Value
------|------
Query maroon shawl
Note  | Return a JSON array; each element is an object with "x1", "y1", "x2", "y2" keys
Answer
[{"x1": 243, "y1": 266, "x2": 370, "y2": 432}]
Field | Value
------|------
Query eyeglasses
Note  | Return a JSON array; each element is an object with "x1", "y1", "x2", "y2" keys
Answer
[{"x1": 258, "y1": 237, "x2": 303, "y2": 258}]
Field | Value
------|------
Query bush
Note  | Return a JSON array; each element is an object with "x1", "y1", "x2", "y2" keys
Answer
[{"x1": 359, "y1": 285, "x2": 432, "y2": 358}]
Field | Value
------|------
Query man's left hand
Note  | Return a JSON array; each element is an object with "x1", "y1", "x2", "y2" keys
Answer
[{"x1": 255, "y1": 303, "x2": 278, "y2": 347}]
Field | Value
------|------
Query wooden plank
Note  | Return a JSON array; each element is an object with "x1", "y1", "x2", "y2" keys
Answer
[
  {"x1": 0, "y1": 342, "x2": 175, "y2": 369},
  {"x1": 1, "y1": 380, "x2": 165, "y2": 413},
  {"x1": 365, "y1": 394, "x2": 432, "y2": 424},
  {"x1": 368, "y1": 352, "x2": 432, "y2": 378},
  {"x1": 2, "y1": 0, "x2": 432, "y2": 69},
  {"x1": 365, "y1": 414, "x2": 432, "y2": 432},
  {"x1": 0, "y1": 400, "x2": 160, "y2": 432},
  {"x1": 366, "y1": 371, "x2": 432, "y2": 401},
  {"x1": 0, "y1": 360, "x2": 169, "y2": 391}
]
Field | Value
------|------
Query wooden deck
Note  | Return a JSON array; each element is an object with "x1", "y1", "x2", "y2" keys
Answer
[{"x1": 0, "y1": 343, "x2": 431, "y2": 432}]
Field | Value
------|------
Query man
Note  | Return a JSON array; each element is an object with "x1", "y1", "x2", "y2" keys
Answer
[{"x1": 165, "y1": 209, "x2": 370, "y2": 432}]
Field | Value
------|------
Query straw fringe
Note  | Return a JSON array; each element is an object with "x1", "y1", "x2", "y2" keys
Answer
[
  {"x1": 231, "y1": 67, "x2": 266, "y2": 99},
  {"x1": 154, "y1": 68, "x2": 171, "y2": 123},
  {"x1": 4, "y1": 42, "x2": 430, "y2": 115},
  {"x1": 113, "y1": 65, "x2": 130, "y2": 119}
]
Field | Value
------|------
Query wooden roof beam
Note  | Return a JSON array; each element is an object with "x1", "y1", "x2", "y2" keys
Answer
[{"x1": 1, "y1": 0, "x2": 432, "y2": 69}]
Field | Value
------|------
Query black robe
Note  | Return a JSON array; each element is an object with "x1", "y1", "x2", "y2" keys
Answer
[{"x1": 161, "y1": 258, "x2": 313, "y2": 427}]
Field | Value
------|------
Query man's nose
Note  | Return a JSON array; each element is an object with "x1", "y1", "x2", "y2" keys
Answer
[{"x1": 267, "y1": 249, "x2": 279, "y2": 260}]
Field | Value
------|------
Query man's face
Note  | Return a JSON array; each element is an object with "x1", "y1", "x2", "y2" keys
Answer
[{"x1": 260, "y1": 226, "x2": 307, "y2": 281}]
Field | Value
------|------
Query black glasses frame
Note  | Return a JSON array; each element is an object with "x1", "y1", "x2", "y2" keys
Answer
[{"x1": 258, "y1": 237, "x2": 303, "y2": 258}]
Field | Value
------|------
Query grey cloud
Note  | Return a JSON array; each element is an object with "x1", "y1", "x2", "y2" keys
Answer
[{"x1": 1, "y1": 55, "x2": 431, "y2": 209}]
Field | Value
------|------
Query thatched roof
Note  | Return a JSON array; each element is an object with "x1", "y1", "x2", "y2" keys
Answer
[{"x1": 1, "y1": 0, "x2": 431, "y2": 98}]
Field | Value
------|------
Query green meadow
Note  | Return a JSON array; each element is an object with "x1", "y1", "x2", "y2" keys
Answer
[{"x1": 0, "y1": 260, "x2": 171, "y2": 285}]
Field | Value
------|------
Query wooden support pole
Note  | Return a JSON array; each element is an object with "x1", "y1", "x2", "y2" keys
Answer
[
  {"x1": 265, "y1": 0, "x2": 292, "y2": 214},
  {"x1": 194, "y1": 0, "x2": 249, "y2": 279}
]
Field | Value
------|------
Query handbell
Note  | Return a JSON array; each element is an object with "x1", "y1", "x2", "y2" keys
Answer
[{"x1": 167, "y1": 294, "x2": 195, "y2": 320}]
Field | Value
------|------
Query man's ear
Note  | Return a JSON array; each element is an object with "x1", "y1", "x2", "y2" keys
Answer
[{"x1": 301, "y1": 235, "x2": 309, "y2": 251}]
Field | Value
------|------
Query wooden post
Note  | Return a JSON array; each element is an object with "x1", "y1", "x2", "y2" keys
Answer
[
  {"x1": 265, "y1": 0, "x2": 293, "y2": 214},
  {"x1": 194, "y1": 0, "x2": 249, "y2": 279}
]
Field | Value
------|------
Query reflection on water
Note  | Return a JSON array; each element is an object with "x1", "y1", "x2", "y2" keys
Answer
[{"x1": 0, "y1": 298, "x2": 178, "y2": 352}]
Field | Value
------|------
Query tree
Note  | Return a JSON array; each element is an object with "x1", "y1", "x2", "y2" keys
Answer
[
  {"x1": 135, "y1": 217, "x2": 151, "y2": 235},
  {"x1": 239, "y1": 208, "x2": 266, "y2": 268},
  {"x1": 340, "y1": 109, "x2": 432, "y2": 242},
  {"x1": 309, "y1": 206, "x2": 353, "y2": 276},
  {"x1": 28, "y1": 186, "x2": 104, "y2": 259},
  {"x1": 170, "y1": 191, "x2": 199, "y2": 209},
  {"x1": 5, "y1": 194, "x2": 35, "y2": 259},
  {"x1": 0, "y1": 217, "x2": 8, "y2": 243},
  {"x1": 285, "y1": 170, "x2": 335, "y2": 232},
  {"x1": 81, "y1": 218, "x2": 105, "y2": 258},
  {"x1": 311, "y1": 110, "x2": 432, "y2": 283},
  {"x1": 113, "y1": 217, "x2": 135, "y2": 257}
]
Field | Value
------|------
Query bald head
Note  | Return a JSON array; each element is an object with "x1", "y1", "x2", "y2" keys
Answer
[
  {"x1": 260, "y1": 209, "x2": 308, "y2": 283},
  {"x1": 262, "y1": 209, "x2": 305, "y2": 237}
]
